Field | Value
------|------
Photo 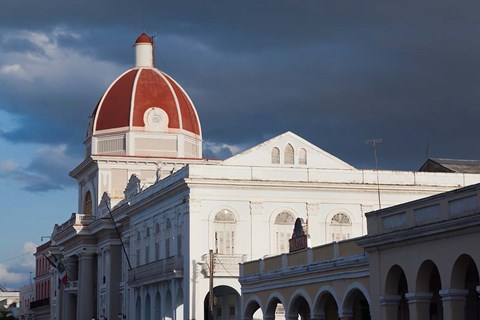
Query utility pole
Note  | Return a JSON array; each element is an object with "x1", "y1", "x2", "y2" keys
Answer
[
  {"x1": 365, "y1": 138, "x2": 383, "y2": 209},
  {"x1": 209, "y1": 249, "x2": 214, "y2": 319}
]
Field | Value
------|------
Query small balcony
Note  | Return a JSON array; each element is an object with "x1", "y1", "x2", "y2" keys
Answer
[
  {"x1": 128, "y1": 256, "x2": 183, "y2": 287},
  {"x1": 53, "y1": 213, "x2": 96, "y2": 236},
  {"x1": 201, "y1": 253, "x2": 247, "y2": 277}
]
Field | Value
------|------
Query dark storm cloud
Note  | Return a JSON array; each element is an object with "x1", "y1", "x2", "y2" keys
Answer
[
  {"x1": 1, "y1": 0, "x2": 480, "y2": 177},
  {"x1": 0, "y1": 144, "x2": 78, "y2": 192}
]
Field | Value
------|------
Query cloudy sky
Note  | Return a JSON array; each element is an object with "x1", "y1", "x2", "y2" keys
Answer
[{"x1": 1, "y1": 0, "x2": 480, "y2": 288}]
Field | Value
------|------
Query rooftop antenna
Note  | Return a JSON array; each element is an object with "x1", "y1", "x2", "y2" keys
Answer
[
  {"x1": 151, "y1": 34, "x2": 157, "y2": 67},
  {"x1": 141, "y1": 4, "x2": 145, "y2": 32},
  {"x1": 365, "y1": 138, "x2": 383, "y2": 209}
]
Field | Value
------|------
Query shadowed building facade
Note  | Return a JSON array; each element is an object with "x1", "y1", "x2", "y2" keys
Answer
[{"x1": 240, "y1": 183, "x2": 480, "y2": 320}]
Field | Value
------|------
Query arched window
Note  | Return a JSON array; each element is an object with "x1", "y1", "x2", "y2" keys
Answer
[
  {"x1": 165, "y1": 218, "x2": 172, "y2": 258},
  {"x1": 155, "y1": 292, "x2": 161, "y2": 319},
  {"x1": 177, "y1": 214, "x2": 183, "y2": 256},
  {"x1": 271, "y1": 147, "x2": 280, "y2": 164},
  {"x1": 299, "y1": 148, "x2": 307, "y2": 165},
  {"x1": 84, "y1": 191, "x2": 92, "y2": 216},
  {"x1": 274, "y1": 211, "x2": 295, "y2": 254},
  {"x1": 330, "y1": 213, "x2": 352, "y2": 242},
  {"x1": 136, "y1": 231, "x2": 141, "y2": 266},
  {"x1": 145, "y1": 293, "x2": 151, "y2": 320},
  {"x1": 135, "y1": 296, "x2": 141, "y2": 320},
  {"x1": 284, "y1": 144, "x2": 294, "y2": 164},
  {"x1": 214, "y1": 209, "x2": 236, "y2": 254},
  {"x1": 155, "y1": 223, "x2": 160, "y2": 260},
  {"x1": 145, "y1": 227, "x2": 150, "y2": 263}
]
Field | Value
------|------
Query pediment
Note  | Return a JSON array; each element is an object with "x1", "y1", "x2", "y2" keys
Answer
[{"x1": 221, "y1": 131, "x2": 354, "y2": 170}]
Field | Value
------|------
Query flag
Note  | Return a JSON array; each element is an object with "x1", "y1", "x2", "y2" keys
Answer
[
  {"x1": 43, "y1": 253, "x2": 56, "y2": 269},
  {"x1": 56, "y1": 260, "x2": 68, "y2": 285},
  {"x1": 50, "y1": 252, "x2": 68, "y2": 285}
]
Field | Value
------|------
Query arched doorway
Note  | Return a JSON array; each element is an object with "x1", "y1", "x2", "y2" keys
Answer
[
  {"x1": 204, "y1": 286, "x2": 241, "y2": 320},
  {"x1": 385, "y1": 265, "x2": 409, "y2": 320},
  {"x1": 343, "y1": 288, "x2": 371, "y2": 320},
  {"x1": 214, "y1": 210, "x2": 236, "y2": 255},
  {"x1": 288, "y1": 295, "x2": 311, "y2": 320},
  {"x1": 83, "y1": 191, "x2": 92, "y2": 215},
  {"x1": 314, "y1": 291, "x2": 338, "y2": 320}
]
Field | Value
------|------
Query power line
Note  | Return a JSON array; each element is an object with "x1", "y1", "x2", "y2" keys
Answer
[{"x1": 0, "y1": 252, "x2": 33, "y2": 264}]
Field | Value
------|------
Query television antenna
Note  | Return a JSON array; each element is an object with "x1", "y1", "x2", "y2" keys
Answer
[{"x1": 365, "y1": 138, "x2": 383, "y2": 209}]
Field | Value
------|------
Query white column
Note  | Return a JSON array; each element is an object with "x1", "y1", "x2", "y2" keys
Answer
[{"x1": 77, "y1": 252, "x2": 96, "y2": 320}]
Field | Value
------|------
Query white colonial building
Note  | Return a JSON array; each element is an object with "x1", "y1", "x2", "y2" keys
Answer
[{"x1": 46, "y1": 32, "x2": 480, "y2": 320}]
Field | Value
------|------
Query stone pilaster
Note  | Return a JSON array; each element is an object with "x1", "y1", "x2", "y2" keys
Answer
[{"x1": 77, "y1": 252, "x2": 96, "y2": 320}]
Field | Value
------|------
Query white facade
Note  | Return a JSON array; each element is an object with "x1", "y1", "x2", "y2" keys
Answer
[
  {"x1": 45, "y1": 32, "x2": 480, "y2": 320},
  {"x1": 49, "y1": 130, "x2": 480, "y2": 320}
]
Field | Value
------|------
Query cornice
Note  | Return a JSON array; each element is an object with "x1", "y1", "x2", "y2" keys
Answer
[
  {"x1": 358, "y1": 213, "x2": 480, "y2": 249},
  {"x1": 240, "y1": 255, "x2": 369, "y2": 291}
]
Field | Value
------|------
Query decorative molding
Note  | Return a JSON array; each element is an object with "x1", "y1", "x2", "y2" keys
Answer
[
  {"x1": 379, "y1": 295, "x2": 401, "y2": 305},
  {"x1": 250, "y1": 202, "x2": 263, "y2": 215},
  {"x1": 124, "y1": 174, "x2": 142, "y2": 200},
  {"x1": 439, "y1": 289, "x2": 468, "y2": 301},
  {"x1": 331, "y1": 213, "x2": 351, "y2": 225},
  {"x1": 306, "y1": 203, "x2": 319, "y2": 216},
  {"x1": 143, "y1": 107, "x2": 169, "y2": 132},
  {"x1": 405, "y1": 292, "x2": 433, "y2": 303},
  {"x1": 97, "y1": 192, "x2": 111, "y2": 217}
]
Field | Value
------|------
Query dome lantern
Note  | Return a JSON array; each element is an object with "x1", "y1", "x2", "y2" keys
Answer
[{"x1": 134, "y1": 32, "x2": 154, "y2": 68}]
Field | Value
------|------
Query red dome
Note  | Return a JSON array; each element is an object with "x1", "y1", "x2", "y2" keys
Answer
[
  {"x1": 135, "y1": 32, "x2": 153, "y2": 44},
  {"x1": 92, "y1": 68, "x2": 201, "y2": 137}
]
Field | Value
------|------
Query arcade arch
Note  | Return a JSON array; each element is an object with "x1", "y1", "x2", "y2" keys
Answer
[
  {"x1": 288, "y1": 293, "x2": 311, "y2": 320},
  {"x1": 384, "y1": 265, "x2": 409, "y2": 320},
  {"x1": 204, "y1": 285, "x2": 241, "y2": 320},
  {"x1": 314, "y1": 291, "x2": 339, "y2": 320},
  {"x1": 343, "y1": 286, "x2": 371, "y2": 320}
]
